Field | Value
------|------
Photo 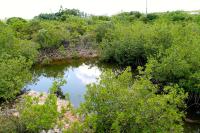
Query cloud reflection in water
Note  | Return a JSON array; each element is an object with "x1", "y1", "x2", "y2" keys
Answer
[{"x1": 27, "y1": 63, "x2": 102, "y2": 107}]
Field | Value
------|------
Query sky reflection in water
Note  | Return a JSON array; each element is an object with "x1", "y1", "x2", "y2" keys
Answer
[{"x1": 27, "y1": 63, "x2": 101, "y2": 107}]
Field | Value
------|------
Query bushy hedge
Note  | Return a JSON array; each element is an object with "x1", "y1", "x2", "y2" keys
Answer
[{"x1": 73, "y1": 68, "x2": 187, "y2": 132}]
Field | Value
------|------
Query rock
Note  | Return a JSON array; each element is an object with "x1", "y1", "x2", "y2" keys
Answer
[
  {"x1": 12, "y1": 112, "x2": 19, "y2": 117},
  {"x1": 64, "y1": 124, "x2": 70, "y2": 129},
  {"x1": 1, "y1": 90, "x2": 79, "y2": 132}
]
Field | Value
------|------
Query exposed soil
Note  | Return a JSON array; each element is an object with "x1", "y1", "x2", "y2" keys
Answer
[{"x1": 38, "y1": 47, "x2": 99, "y2": 63}]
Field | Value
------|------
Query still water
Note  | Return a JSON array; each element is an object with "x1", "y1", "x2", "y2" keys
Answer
[
  {"x1": 26, "y1": 59, "x2": 199, "y2": 132},
  {"x1": 26, "y1": 59, "x2": 109, "y2": 107}
]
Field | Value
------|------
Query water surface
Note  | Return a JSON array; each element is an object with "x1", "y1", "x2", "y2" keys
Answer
[{"x1": 26, "y1": 59, "x2": 108, "y2": 107}]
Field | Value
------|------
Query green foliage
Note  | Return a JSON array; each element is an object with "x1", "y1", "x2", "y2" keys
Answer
[
  {"x1": 72, "y1": 51, "x2": 79, "y2": 59},
  {"x1": 1, "y1": 9, "x2": 200, "y2": 132},
  {"x1": 6, "y1": 17, "x2": 28, "y2": 39},
  {"x1": 64, "y1": 121, "x2": 83, "y2": 133},
  {"x1": 36, "y1": 8, "x2": 85, "y2": 21},
  {"x1": 0, "y1": 114, "x2": 25, "y2": 133},
  {"x1": 41, "y1": 56, "x2": 52, "y2": 65},
  {"x1": 91, "y1": 15, "x2": 111, "y2": 21},
  {"x1": 0, "y1": 20, "x2": 38, "y2": 100},
  {"x1": 0, "y1": 57, "x2": 32, "y2": 100},
  {"x1": 167, "y1": 11, "x2": 191, "y2": 22},
  {"x1": 18, "y1": 79, "x2": 66, "y2": 132},
  {"x1": 34, "y1": 28, "x2": 62, "y2": 48},
  {"x1": 149, "y1": 23, "x2": 200, "y2": 92},
  {"x1": 146, "y1": 13, "x2": 158, "y2": 21},
  {"x1": 95, "y1": 22, "x2": 113, "y2": 43},
  {"x1": 36, "y1": 13, "x2": 58, "y2": 20},
  {"x1": 15, "y1": 40, "x2": 39, "y2": 61},
  {"x1": 100, "y1": 23, "x2": 146, "y2": 65},
  {"x1": 32, "y1": 21, "x2": 70, "y2": 48},
  {"x1": 24, "y1": 20, "x2": 42, "y2": 40},
  {"x1": 0, "y1": 22, "x2": 15, "y2": 51},
  {"x1": 19, "y1": 94, "x2": 58, "y2": 132},
  {"x1": 78, "y1": 68, "x2": 187, "y2": 132},
  {"x1": 6, "y1": 17, "x2": 27, "y2": 33},
  {"x1": 112, "y1": 11, "x2": 143, "y2": 22},
  {"x1": 100, "y1": 22, "x2": 174, "y2": 66},
  {"x1": 49, "y1": 76, "x2": 67, "y2": 95},
  {"x1": 58, "y1": 45, "x2": 67, "y2": 56}
]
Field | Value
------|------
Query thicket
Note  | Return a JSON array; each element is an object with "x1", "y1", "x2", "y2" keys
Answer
[
  {"x1": 1, "y1": 9, "x2": 200, "y2": 132},
  {"x1": 18, "y1": 79, "x2": 66, "y2": 132},
  {"x1": 73, "y1": 67, "x2": 187, "y2": 132},
  {"x1": 0, "y1": 22, "x2": 38, "y2": 100},
  {"x1": 0, "y1": 79, "x2": 67, "y2": 133}
]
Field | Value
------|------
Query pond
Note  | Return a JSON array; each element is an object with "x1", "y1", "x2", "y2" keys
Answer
[
  {"x1": 26, "y1": 59, "x2": 200, "y2": 132},
  {"x1": 26, "y1": 59, "x2": 113, "y2": 107}
]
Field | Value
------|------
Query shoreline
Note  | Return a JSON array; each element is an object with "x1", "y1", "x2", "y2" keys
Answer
[
  {"x1": 37, "y1": 48, "x2": 99, "y2": 64},
  {"x1": 0, "y1": 90, "x2": 78, "y2": 132}
]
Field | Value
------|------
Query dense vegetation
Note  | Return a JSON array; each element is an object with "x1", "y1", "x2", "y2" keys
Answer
[
  {"x1": 1, "y1": 8, "x2": 200, "y2": 132},
  {"x1": 77, "y1": 67, "x2": 187, "y2": 132},
  {"x1": 0, "y1": 22, "x2": 38, "y2": 100}
]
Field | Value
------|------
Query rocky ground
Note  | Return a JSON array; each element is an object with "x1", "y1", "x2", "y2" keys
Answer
[
  {"x1": 0, "y1": 91, "x2": 79, "y2": 133},
  {"x1": 28, "y1": 91, "x2": 79, "y2": 133}
]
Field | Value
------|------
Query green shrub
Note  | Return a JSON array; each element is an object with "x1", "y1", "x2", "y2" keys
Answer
[
  {"x1": 34, "y1": 22, "x2": 69, "y2": 49},
  {"x1": 100, "y1": 23, "x2": 149, "y2": 66},
  {"x1": 6, "y1": 17, "x2": 27, "y2": 31},
  {"x1": 13, "y1": 40, "x2": 39, "y2": 62},
  {"x1": 141, "y1": 13, "x2": 158, "y2": 23},
  {"x1": 0, "y1": 21, "x2": 38, "y2": 100},
  {"x1": 72, "y1": 51, "x2": 79, "y2": 59},
  {"x1": 19, "y1": 95, "x2": 58, "y2": 132},
  {"x1": 78, "y1": 67, "x2": 187, "y2": 133},
  {"x1": 58, "y1": 45, "x2": 67, "y2": 56},
  {"x1": 0, "y1": 57, "x2": 32, "y2": 100},
  {"x1": 41, "y1": 56, "x2": 52, "y2": 65},
  {"x1": 150, "y1": 23, "x2": 200, "y2": 92},
  {"x1": 35, "y1": 29, "x2": 57, "y2": 48},
  {"x1": 169, "y1": 11, "x2": 189, "y2": 21},
  {"x1": 18, "y1": 79, "x2": 66, "y2": 132},
  {"x1": 0, "y1": 114, "x2": 25, "y2": 133},
  {"x1": 0, "y1": 22, "x2": 15, "y2": 51},
  {"x1": 95, "y1": 22, "x2": 113, "y2": 43}
]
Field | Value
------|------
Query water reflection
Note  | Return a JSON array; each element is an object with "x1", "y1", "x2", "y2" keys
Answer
[
  {"x1": 74, "y1": 64, "x2": 101, "y2": 84},
  {"x1": 27, "y1": 60, "x2": 103, "y2": 107}
]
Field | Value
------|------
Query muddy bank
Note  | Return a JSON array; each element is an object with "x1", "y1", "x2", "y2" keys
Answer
[{"x1": 37, "y1": 47, "x2": 99, "y2": 63}]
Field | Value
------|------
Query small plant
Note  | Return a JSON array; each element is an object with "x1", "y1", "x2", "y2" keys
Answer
[
  {"x1": 72, "y1": 51, "x2": 79, "y2": 59},
  {"x1": 64, "y1": 121, "x2": 83, "y2": 133},
  {"x1": 41, "y1": 56, "x2": 52, "y2": 65},
  {"x1": 58, "y1": 45, "x2": 67, "y2": 57}
]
